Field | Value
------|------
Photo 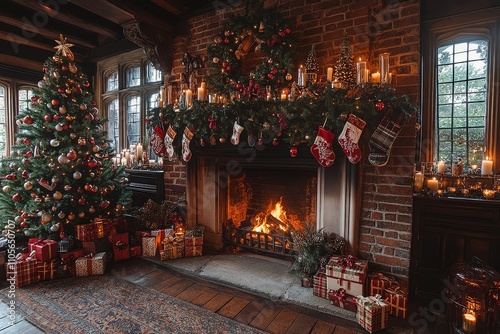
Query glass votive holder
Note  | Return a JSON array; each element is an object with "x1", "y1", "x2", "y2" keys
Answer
[
  {"x1": 447, "y1": 187, "x2": 457, "y2": 194},
  {"x1": 422, "y1": 162, "x2": 435, "y2": 175},
  {"x1": 482, "y1": 189, "x2": 496, "y2": 199}
]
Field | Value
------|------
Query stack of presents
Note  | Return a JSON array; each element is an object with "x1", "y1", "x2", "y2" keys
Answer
[
  {"x1": 4, "y1": 200, "x2": 205, "y2": 288},
  {"x1": 313, "y1": 254, "x2": 408, "y2": 333}
]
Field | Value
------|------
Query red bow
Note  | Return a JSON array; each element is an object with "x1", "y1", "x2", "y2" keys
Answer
[
  {"x1": 337, "y1": 254, "x2": 357, "y2": 268},
  {"x1": 277, "y1": 113, "x2": 288, "y2": 131},
  {"x1": 208, "y1": 115, "x2": 217, "y2": 129}
]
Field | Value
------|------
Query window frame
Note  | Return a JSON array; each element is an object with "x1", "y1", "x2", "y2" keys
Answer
[
  {"x1": 96, "y1": 49, "x2": 163, "y2": 154},
  {"x1": 420, "y1": 8, "x2": 500, "y2": 169}
]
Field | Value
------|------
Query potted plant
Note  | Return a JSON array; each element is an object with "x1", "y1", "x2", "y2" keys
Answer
[{"x1": 290, "y1": 223, "x2": 345, "y2": 287}]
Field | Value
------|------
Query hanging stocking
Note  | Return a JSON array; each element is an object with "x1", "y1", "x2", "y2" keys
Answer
[
  {"x1": 338, "y1": 114, "x2": 366, "y2": 164},
  {"x1": 150, "y1": 125, "x2": 166, "y2": 157},
  {"x1": 164, "y1": 125, "x2": 177, "y2": 160},
  {"x1": 182, "y1": 127, "x2": 194, "y2": 162},
  {"x1": 310, "y1": 126, "x2": 335, "y2": 167},
  {"x1": 368, "y1": 105, "x2": 407, "y2": 166},
  {"x1": 230, "y1": 121, "x2": 244, "y2": 145}
]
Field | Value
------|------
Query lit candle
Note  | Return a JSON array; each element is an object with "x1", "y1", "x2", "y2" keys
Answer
[
  {"x1": 197, "y1": 86, "x2": 205, "y2": 101},
  {"x1": 185, "y1": 89, "x2": 193, "y2": 108},
  {"x1": 481, "y1": 157, "x2": 493, "y2": 175},
  {"x1": 356, "y1": 58, "x2": 367, "y2": 84},
  {"x1": 462, "y1": 313, "x2": 476, "y2": 333},
  {"x1": 427, "y1": 178, "x2": 439, "y2": 192},
  {"x1": 414, "y1": 172, "x2": 424, "y2": 192},
  {"x1": 371, "y1": 71, "x2": 380, "y2": 83},
  {"x1": 281, "y1": 90, "x2": 287, "y2": 101},
  {"x1": 136, "y1": 143, "x2": 143, "y2": 161},
  {"x1": 482, "y1": 189, "x2": 496, "y2": 199},
  {"x1": 437, "y1": 160, "x2": 445, "y2": 174},
  {"x1": 333, "y1": 78, "x2": 341, "y2": 88},
  {"x1": 121, "y1": 156, "x2": 127, "y2": 166},
  {"x1": 298, "y1": 65, "x2": 306, "y2": 87},
  {"x1": 167, "y1": 84, "x2": 173, "y2": 105},
  {"x1": 159, "y1": 85, "x2": 166, "y2": 105},
  {"x1": 326, "y1": 67, "x2": 333, "y2": 82},
  {"x1": 471, "y1": 164, "x2": 478, "y2": 171}
]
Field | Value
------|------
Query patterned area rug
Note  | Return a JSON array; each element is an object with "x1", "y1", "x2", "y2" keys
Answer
[{"x1": 0, "y1": 273, "x2": 264, "y2": 334}]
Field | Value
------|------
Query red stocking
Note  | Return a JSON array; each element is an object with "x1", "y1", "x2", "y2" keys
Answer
[
  {"x1": 338, "y1": 114, "x2": 366, "y2": 164},
  {"x1": 149, "y1": 126, "x2": 166, "y2": 157},
  {"x1": 310, "y1": 126, "x2": 335, "y2": 167}
]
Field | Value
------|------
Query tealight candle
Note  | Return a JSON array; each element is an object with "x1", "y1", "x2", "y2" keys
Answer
[
  {"x1": 462, "y1": 313, "x2": 476, "y2": 333},
  {"x1": 481, "y1": 157, "x2": 493, "y2": 175}
]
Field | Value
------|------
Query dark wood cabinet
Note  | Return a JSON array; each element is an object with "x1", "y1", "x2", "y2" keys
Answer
[
  {"x1": 125, "y1": 169, "x2": 165, "y2": 207},
  {"x1": 410, "y1": 196, "x2": 500, "y2": 304}
]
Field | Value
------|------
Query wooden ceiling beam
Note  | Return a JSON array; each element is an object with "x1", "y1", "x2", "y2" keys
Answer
[
  {"x1": 106, "y1": 0, "x2": 175, "y2": 33},
  {"x1": 68, "y1": 0, "x2": 135, "y2": 26},
  {"x1": 12, "y1": 0, "x2": 121, "y2": 39},
  {"x1": 0, "y1": 14, "x2": 96, "y2": 49},
  {"x1": 149, "y1": 0, "x2": 184, "y2": 16},
  {"x1": 0, "y1": 54, "x2": 43, "y2": 72}
]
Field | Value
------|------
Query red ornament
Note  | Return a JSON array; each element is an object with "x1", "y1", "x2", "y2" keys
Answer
[
  {"x1": 224, "y1": 38, "x2": 230, "y2": 44},
  {"x1": 24, "y1": 138, "x2": 30, "y2": 144},
  {"x1": 61, "y1": 65, "x2": 68, "y2": 71},
  {"x1": 226, "y1": 66, "x2": 231, "y2": 71},
  {"x1": 31, "y1": 96, "x2": 38, "y2": 102},
  {"x1": 51, "y1": 99, "x2": 59, "y2": 106},
  {"x1": 99, "y1": 200, "x2": 110, "y2": 208},
  {"x1": 66, "y1": 150, "x2": 77, "y2": 161},
  {"x1": 86, "y1": 113, "x2": 94, "y2": 121},
  {"x1": 84, "y1": 81, "x2": 90, "y2": 87},
  {"x1": 268, "y1": 73, "x2": 274, "y2": 79},
  {"x1": 222, "y1": 61, "x2": 228, "y2": 67},
  {"x1": 78, "y1": 198, "x2": 86, "y2": 205},
  {"x1": 20, "y1": 221, "x2": 28, "y2": 229},
  {"x1": 12, "y1": 193, "x2": 21, "y2": 202},
  {"x1": 23, "y1": 116, "x2": 33, "y2": 124},
  {"x1": 285, "y1": 27, "x2": 291, "y2": 34},
  {"x1": 54, "y1": 114, "x2": 61, "y2": 121},
  {"x1": 272, "y1": 138, "x2": 279, "y2": 146},
  {"x1": 44, "y1": 114, "x2": 53, "y2": 122},
  {"x1": 289, "y1": 146, "x2": 298, "y2": 157},
  {"x1": 200, "y1": 139, "x2": 205, "y2": 146},
  {"x1": 87, "y1": 159, "x2": 97, "y2": 168},
  {"x1": 21, "y1": 170, "x2": 29, "y2": 178},
  {"x1": 375, "y1": 101, "x2": 385, "y2": 111},
  {"x1": 25, "y1": 151, "x2": 32, "y2": 158},
  {"x1": 84, "y1": 184, "x2": 92, "y2": 192},
  {"x1": 58, "y1": 88, "x2": 65, "y2": 94}
]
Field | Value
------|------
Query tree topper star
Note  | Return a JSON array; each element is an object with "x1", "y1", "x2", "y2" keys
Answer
[{"x1": 54, "y1": 34, "x2": 74, "y2": 60}]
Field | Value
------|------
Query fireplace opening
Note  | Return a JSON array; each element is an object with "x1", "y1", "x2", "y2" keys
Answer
[{"x1": 223, "y1": 167, "x2": 317, "y2": 257}]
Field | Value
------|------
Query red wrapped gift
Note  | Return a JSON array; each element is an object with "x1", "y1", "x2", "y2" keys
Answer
[
  {"x1": 75, "y1": 223, "x2": 98, "y2": 241},
  {"x1": 112, "y1": 233, "x2": 130, "y2": 262},
  {"x1": 37, "y1": 259, "x2": 58, "y2": 281},
  {"x1": 6, "y1": 252, "x2": 38, "y2": 287},
  {"x1": 75, "y1": 252, "x2": 107, "y2": 276},
  {"x1": 329, "y1": 288, "x2": 358, "y2": 312},
  {"x1": 326, "y1": 255, "x2": 368, "y2": 284},
  {"x1": 130, "y1": 245, "x2": 141, "y2": 257},
  {"x1": 384, "y1": 286, "x2": 407, "y2": 319},
  {"x1": 33, "y1": 239, "x2": 58, "y2": 262},
  {"x1": 185, "y1": 245, "x2": 202, "y2": 257},
  {"x1": 28, "y1": 238, "x2": 40, "y2": 252},
  {"x1": 185, "y1": 236, "x2": 203, "y2": 247},
  {"x1": 368, "y1": 272, "x2": 397, "y2": 297},
  {"x1": 313, "y1": 269, "x2": 328, "y2": 299}
]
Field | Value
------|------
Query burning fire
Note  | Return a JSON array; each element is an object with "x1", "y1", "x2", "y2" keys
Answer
[{"x1": 252, "y1": 197, "x2": 291, "y2": 234}]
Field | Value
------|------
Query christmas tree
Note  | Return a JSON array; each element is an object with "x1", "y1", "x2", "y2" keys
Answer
[
  {"x1": 0, "y1": 35, "x2": 131, "y2": 240},
  {"x1": 305, "y1": 44, "x2": 318, "y2": 84},
  {"x1": 334, "y1": 32, "x2": 356, "y2": 88}
]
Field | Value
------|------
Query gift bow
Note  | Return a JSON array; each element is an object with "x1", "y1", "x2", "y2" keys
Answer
[
  {"x1": 358, "y1": 294, "x2": 386, "y2": 308},
  {"x1": 337, "y1": 254, "x2": 358, "y2": 268},
  {"x1": 115, "y1": 240, "x2": 128, "y2": 250},
  {"x1": 332, "y1": 288, "x2": 347, "y2": 303},
  {"x1": 16, "y1": 250, "x2": 37, "y2": 261},
  {"x1": 162, "y1": 235, "x2": 183, "y2": 246},
  {"x1": 386, "y1": 285, "x2": 405, "y2": 297}
]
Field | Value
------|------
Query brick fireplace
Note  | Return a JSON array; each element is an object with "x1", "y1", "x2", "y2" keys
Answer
[{"x1": 184, "y1": 145, "x2": 360, "y2": 254}]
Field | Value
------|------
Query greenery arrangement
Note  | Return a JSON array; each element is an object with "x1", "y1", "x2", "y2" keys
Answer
[{"x1": 290, "y1": 223, "x2": 345, "y2": 279}]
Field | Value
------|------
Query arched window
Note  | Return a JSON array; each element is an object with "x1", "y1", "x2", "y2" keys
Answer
[
  {"x1": 146, "y1": 62, "x2": 162, "y2": 83},
  {"x1": 106, "y1": 71, "x2": 118, "y2": 92},
  {"x1": 125, "y1": 66, "x2": 141, "y2": 88},
  {"x1": 107, "y1": 99, "x2": 119, "y2": 151},
  {"x1": 126, "y1": 95, "x2": 141, "y2": 147}
]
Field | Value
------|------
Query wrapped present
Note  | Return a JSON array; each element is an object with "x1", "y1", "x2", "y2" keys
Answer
[
  {"x1": 151, "y1": 228, "x2": 174, "y2": 251},
  {"x1": 60, "y1": 249, "x2": 84, "y2": 262},
  {"x1": 185, "y1": 245, "x2": 203, "y2": 257},
  {"x1": 329, "y1": 288, "x2": 357, "y2": 312},
  {"x1": 356, "y1": 295, "x2": 390, "y2": 333},
  {"x1": 313, "y1": 269, "x2": 328, "y2": 299},
  {"x1": 32, "y1": 239, "x2": 58, "y2": 262},
  {"x1": 75, "y1": 252, "x2": 107, "y2": 276},
  {"x1": 130, "y1": 245, "x2": 141, "y2": 257},
  {"x1": 326, "y1": 276, "x2": 364, "y2": 297},
  {"x1": 112, "y1": 233, "x2": 130, "y2": 262},
  {"x1": 6, "y1": 252, "x2": 38, "y2": 287},
  {"x1": 82, "y1": 238, "x2": 112, "y2": 255},
  {"x1": 37, "y1": 259, "x2": 58, "y2": 281},
  {"x1": 384, "y1": 286, "x2": 407, "y2": 319},
  {"x1": 326, "y1": 255, "x2": 368, "y2": 284},
  {"x1": 28, "y1": 238, "x2": 41, "y2": 252},
  {"x1": 58, "y1": 236, "x2": 75, "y2": 252},
  {"x1": 160, "y1": 244, "x2": 184, "y2": 260},
  {"x1": 368, "y1": 272, "x2": 397, "y2": 297},
  {"x1": 142, "y1": 236, "x2": 157, "y2": 257},
  {"x1": 75, "y1": 223, "x2": 98, "y2": 241},
  {"x1": 185, "y1": 225, "x2": 205, "y2": 238}
]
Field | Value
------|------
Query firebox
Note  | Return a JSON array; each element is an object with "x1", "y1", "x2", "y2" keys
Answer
[{"x1": 186, "y1": 145, "x2": 359, "y2": 256}]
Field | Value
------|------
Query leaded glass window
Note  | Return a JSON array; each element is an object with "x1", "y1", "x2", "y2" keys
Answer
[
  {"x1": 126, "y1": 95, "x2": 141, "y2": 146},
  {"x1": 106, "y1": 71, "x2": 118, "y2": 92},
  {"x1": 107, "y1": 99, "x2": 119, "y2": 151},
  {"x1": 126, "y1": 66, "x2": 141, "y2": 88},
  {"x1": 146, "y1": 62, "x2": 162, "y2": 83}
]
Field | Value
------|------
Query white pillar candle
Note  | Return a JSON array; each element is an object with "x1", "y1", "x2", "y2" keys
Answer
[
  {"x1": 298, "y1": 65, "x2": 306, "y2": 87},
  {"x1": 326, "y1": 67, "x2": 333, "y2": 82},
  {"x1": 136, "y1": 143, "x2": 143, "y2": 161},
  {"x1": 197, "y1": 87, "x2": 205, "y2": 101},
  {"x1": 371, "y1": 71, "x2": 380, "y2": 83},
  {"x1": 481, "y1": 157, "x2": 493, "y2": 175},
  {"x1": 437, "y1": 160, "x2": 445, "y2": 174},
  {"x1": 185, "y1": 89, "x2": 193, "y2": 108},
  {"x1": 427, "y1": 178, "x2": 439, "y2": 192},
  {"x1": 414, "y1": 172, "x2": 424, "y2": 192}
]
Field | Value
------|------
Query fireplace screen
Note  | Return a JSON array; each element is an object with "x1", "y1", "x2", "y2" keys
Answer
[{"x1": 223, "y1": 167, "x2": 317, "y2": 257}]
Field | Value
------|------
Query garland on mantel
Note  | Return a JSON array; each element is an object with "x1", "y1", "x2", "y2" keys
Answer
[{"x1": 146, "y1": 83, "x2": 418, "y2": 156}]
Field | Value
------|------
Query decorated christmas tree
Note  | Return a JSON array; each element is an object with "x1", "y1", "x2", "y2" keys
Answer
[
  {"x1": 334, "y1": 32, "x2": 356, "y2": 88},
  {"x1": 0, "y1": 35, "x2": 131, "y2": 240},
  {"x1": 305, "y1": 44, "x2": 318, "y2": 84}
]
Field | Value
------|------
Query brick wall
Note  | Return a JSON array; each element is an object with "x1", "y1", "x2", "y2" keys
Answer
[{"x1": 165, "y1": 0, "x2": 420, "y2": 284}]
